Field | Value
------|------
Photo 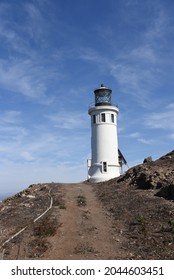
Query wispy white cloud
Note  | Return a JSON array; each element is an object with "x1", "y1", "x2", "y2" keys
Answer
[
  {"x1": 130, "y1": 45, "x2": 157, "y2": 63},
  {"x1": 23, "y1": 2, "x2": 47, "y2": 42},
  {"x1": 128, "y1": 132, "x2": 141, "y2": 138},
  {"x1": 79, "y1": 47, "x2": 159, "y2": 107},
  {"x1": 79, "y1": 8, "x2": 171, "y2": 108},
  {"x1": 138, "y1": 138, "x2": 154, "y2": 145},
  {"x1": 144, "y1": 103, "x2": 174, "y2": 130},
  {"x1": 0, "y1": 3, "x2": 62, "y2": 104},
  {"x1": 0, "y1": 58, "x2": 57, "y2": 104},
  {"x1": 0, "y1": 111, "x2": 28, "y2": 146},
  {"x1": 0, "y1": 160, "x2": 87, "y2": 194},
  {"x1": 145, "y1": 9, "x2": 169, "y2": 42},
  {"x1": 0, "y1": 109, "x2": 90, "y2": 168},
  {"x1": 0, "y1": 2, "x2": 47, "y2": 55},
  {"x1": 169, "y1": 133, "x2": 174, "y2": 139},
  {"x1": 124, "y1": 132, "x2": 154, "y2": 145},
  {"x1": 20, "y1": 151, "x2": 35, "y2": 161},
  {"x1": 0, "y1": 110, "x2": 21, "y2": 124},
  {"x1": 0, "y1": 7, "x2": 31, "y2": 56},
  {"x1": 46, "y1": 111, "x2": 88, "y2": 129}
]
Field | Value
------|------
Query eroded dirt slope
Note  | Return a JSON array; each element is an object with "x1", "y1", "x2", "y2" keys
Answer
[{"x1": 0, "y1": 150, "x2": 174, "y2": 259}]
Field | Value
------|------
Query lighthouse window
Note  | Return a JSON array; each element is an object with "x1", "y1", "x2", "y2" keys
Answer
[
  {"x1": 111, "y1": 114, "x2": 114, "y2": 123},
  {"x1": 103, "y1": 162, "x2": 107, "y2": 172},
  {"x1": 93, "y1": 115, "x2": 96, "y2": 124},
  {"x1": 101, "y1": 113, "x2": 106, "y2": 122}
]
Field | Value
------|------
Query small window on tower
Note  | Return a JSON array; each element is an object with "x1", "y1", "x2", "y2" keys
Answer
[
  {"x1": 103, "y1": 162, "x2": 107, "y2": 172},
  {"x1": 101, "y1": 113, "x2": 106, "y2": 122},
  {"x1": 93, "y1": 115, "x2": 96, "y2": 123},
  {"x1": 111, "y1": 114, "x2": 114, "y2": 123}
]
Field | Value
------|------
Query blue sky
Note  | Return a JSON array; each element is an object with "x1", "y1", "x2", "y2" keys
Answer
[{"x1": 0, "y1": 0, "x2": 174, "y2": 196}]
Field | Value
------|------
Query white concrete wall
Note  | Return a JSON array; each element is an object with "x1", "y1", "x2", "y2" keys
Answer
[{"x1": 88, "y1": 105, "x2": 120, "y2": 182}]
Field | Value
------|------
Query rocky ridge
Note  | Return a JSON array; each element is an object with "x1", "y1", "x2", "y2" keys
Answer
[
  {"x1": 119, "y1": 150, "x2": 174, "y2": 199},
  {"x1": 95, "y1": 150, "x2": 174, "y2": 259}
]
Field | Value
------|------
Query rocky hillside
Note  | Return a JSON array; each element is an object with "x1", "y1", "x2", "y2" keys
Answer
[
  {"x1": 0, "y1": 150, "x2": 174, "y2": 259},
  {"x1": 95, "y1": 150, "x2": 174, "y2": 259},
  {"x1": 120, "y1": 150, "x2": 174, "y2": 198}
]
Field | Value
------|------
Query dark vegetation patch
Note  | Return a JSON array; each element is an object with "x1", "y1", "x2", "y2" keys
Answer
[
  {"x1": 77, "y1": 195, "x2": 87, "y2": 207},
  {"x1": 28, "y1": 238, "x2": 50, "y2": 258},
  {"x1": 74, "y1": 242, "x2": 97, "y2": 254},
  {"x1": 33, "y1": 217, "x2": 58, "y2": 237}
]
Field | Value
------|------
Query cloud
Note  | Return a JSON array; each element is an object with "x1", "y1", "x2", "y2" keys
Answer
[
  {"x1": 0, "y1": 109, "x2": 90, "y2": 168},
  {"x1": 23, "y1": 2, "x2": 48, "y2": 42},
  {"x1": 0, "y1": 111, "x2": 28, "y2": 149},
  {"x1": 46, "y1": 111, "x2": 89, "y2": 130},
  {"x1": 128, "y1": 132, "x2": 141, "y2": 138},
  {"x1": 0, "y1": 110, "x2": 21, "y2": 125},
  {"x1": 130, "y1": 45, "x2": 157, "y2": 64},
  {"x1": 25, "y1": 3, "x2": 42, "y2": 21},
  {"x1": 138, "y1": 138, "x2": 154, "y2": 145},
  {"x1": 0, "y1": 6, "x2": 31, "y2": 56},
  {"x1": 79, "y1": 8, "x2": 171, "y2": 108},
  {"x1": 0, "y1": 58, "x2": 57, "y2": 104},
  {"x1": 145, "y1": 9, "x2": 169, "y2": 42},
  {"x1": 169, "y1": 134, "x2": 174, "y2": 139},
  {"x1": 79, "y1": 47, "x2": 159, "y2": 107},
  {"x1": 0, "y1": 3, "x2": 62, "y2": 104},
  {"x1": 144, "y1": 103, "x2": 174, "y2": 130},
  {"x1": 20, "y1": 151, "x2": 35, "y2": 161},
  {"x1": 0, "y1": 161, "x2": 87, "y2": 194},
  {"x1": 0, "y1": 111, "x2": 89, "y2": 194},
  {"x1": 0, "y1": 2, "x2": 47, "y2": 55},
  {"x1": 125, "y1": 132, "x2": 154, "y2": 145}
]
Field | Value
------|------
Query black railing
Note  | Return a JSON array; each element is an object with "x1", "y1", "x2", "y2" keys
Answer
[{"x1": 89, "y1": 103, "x2": 119, "y2": 109}]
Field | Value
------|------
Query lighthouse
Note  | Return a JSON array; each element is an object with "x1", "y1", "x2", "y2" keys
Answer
[{"x1": 87, "y1": 84, "x2": 120, "y2": 182}]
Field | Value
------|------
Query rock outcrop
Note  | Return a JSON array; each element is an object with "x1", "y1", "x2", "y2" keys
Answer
[{"x1": 118, "y1": 150, "x2": 174, "y2": 199}]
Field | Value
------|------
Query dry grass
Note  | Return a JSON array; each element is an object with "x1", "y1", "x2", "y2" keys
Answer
[
  {"x1": 33, "y1": 217, "x2": 58, "y2": 237},
  {"x1": 77, "y1": 195, "x2": 86, "y2": 207}
]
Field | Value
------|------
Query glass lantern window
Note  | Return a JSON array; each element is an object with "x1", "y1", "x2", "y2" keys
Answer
[{"x1": 95, "y1": 91, "x2": 111, "y2": 105}]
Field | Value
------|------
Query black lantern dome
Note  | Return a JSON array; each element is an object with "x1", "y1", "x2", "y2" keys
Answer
[{"x1": 94, "y1": 84, "x2": 112, "y2": 106}]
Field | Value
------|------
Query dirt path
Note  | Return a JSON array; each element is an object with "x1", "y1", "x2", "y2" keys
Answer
[
  {"x1": 1, "y1": 182, "x2": 127, "y2": 260},
  {"x1": 40, "y1": 183, "x2": 125, "y2": 260}
]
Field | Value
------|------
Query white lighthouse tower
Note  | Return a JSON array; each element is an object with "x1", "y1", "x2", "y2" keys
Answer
[{"x1": 88, "y1": 84, "x2": 120, "y2": 182}]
